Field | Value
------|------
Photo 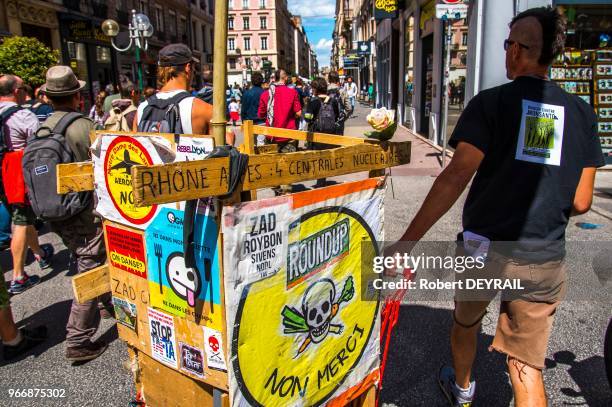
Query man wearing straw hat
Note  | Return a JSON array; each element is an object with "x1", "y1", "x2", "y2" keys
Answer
[{"x1": 39, "y1": 66, "x2": 110, "y2": 362}]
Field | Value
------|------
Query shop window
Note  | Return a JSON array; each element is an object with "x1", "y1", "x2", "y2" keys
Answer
[
  {"x1": 96, "y1": 46, "x2": 111, "y2": 63},
  {"x1": 403, "y1": 15, "x2": 415, "y2": 127}
]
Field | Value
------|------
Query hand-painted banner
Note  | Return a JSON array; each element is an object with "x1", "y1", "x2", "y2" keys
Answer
[
  {"x1": 223, "y1": 179, "x2": 383, "y2": 406},
  {"x1": 145, "y1": 200, "x2": 222, "y2": 330}
]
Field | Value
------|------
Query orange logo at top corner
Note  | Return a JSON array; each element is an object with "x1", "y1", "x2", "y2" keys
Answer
[{"x1": 104, "y1": 136, "x2": 157, "y2": 224}]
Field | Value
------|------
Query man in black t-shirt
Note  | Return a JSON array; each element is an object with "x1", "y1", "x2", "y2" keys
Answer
[{"x1": 387, "y1": 7, "x2": 604, "y2": 407}]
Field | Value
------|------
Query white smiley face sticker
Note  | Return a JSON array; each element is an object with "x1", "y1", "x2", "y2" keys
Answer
[{"x1": 165, "y1": 252, "x2": 201, "y2": 307}]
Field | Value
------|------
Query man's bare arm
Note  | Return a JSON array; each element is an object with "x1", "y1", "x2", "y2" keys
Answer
[
  {"x1": 192, "y1": 98, "x2": 213, "y2": 135},
  {"x1": 571, "y1": 167, "x2": 597, "y2": 216},
  {"x1": 397, "y1": 142, "x2": 484, "y2": 243}
]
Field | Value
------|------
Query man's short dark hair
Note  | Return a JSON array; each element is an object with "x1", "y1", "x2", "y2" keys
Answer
[
  {"x1": 47, "y1": 93, "x2": 77, "y2": 107},
  {"x1": 119, "y1": 77, "x2": 134, "y2": 98},
  {"x1": 202, "y1": 69, "x2": 213, "y2": 83},
  {"x1": 328, "y1": 71, "x2": 340, "y2": 84},
  {"x1": 23, "y1": 84, "x2": 34, "y2": 99},
  {"x1": 0, "y1": 74, "x2": 18, "y2": 96},
  {"x1": 311, "y1": 77, "x2": 327, "y2": 95},
  {"x1": 510, "y1": 6, "x2": 566, "y2": 66},
  {"x1": 273, "y1": 69, "x2": 286, "y2": 82},
  {"x1": 251, "y1": 72, "x2": 264, "y2": 86}
]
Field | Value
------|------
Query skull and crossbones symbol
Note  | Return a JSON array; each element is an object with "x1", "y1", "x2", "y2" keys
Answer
[
  {"x1": 208, "y1": 335, "x2": 222, "y2": 360},
  {"x1": 281, "y1": 277, "x2": 354, "y2": 356}
]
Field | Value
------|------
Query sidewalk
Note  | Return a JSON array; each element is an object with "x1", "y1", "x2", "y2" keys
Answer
[{"x1": 344, "y1": 103, "x2": 444, "y2": 177}]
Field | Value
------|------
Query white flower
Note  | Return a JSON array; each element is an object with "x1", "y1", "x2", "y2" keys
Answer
[{"x1": 367, "y1": 108, "x2": 395, "y2": 131}]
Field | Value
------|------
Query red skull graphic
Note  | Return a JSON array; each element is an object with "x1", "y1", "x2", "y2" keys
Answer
[{"x1": 208, "y1": 336, "x2": 220, "y2": 353}]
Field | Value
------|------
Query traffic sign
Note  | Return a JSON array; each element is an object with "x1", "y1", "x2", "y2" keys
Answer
[{"x1": 436, "y1": 4, "x2": 468, "y2": 20}]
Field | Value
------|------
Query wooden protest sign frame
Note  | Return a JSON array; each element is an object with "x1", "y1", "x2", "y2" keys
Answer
[{"x1": 61, "y1": 123, "x2": 410, "y2": 406}]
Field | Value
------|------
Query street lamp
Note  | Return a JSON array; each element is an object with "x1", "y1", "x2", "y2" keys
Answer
[{"x1": 101, "y1": 9, "x2": 154, "y2": 93}]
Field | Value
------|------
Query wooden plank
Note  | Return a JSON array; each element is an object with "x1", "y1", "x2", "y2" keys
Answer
[
  {"x1": 57, "y1": 162, "x2": 94, "y2": 194},
  {"x1": 137, "y1": 349, "x2": 216, "y2": 407},
  {"x1": 242, "y1": 142, "x2": 410, "y2": 190},
  {"x1": 254, "y1": 144, "x2": 278, "y2": 154},
  {"x1": 130, "y1": 157, "x2": 231, "y2": 206},
  {"x1": 252, "y1": 124, "x2": 376, "y2": 147},
  {"x1": 131, "y1": 142, "x2": 411, "y2": 206},
  {"x1": 242, "y1": 120, "x2": 257, "y2": 200},
  {"x1": 71, "y1": 264, "x2": 110, "y2": 304}
]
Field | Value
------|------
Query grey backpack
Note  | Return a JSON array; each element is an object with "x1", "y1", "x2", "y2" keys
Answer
[{"x1": 22, "y1": 112, "x2": 91, "y2": 221}]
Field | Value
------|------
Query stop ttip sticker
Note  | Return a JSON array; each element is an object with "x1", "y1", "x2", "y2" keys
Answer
[{"x1": 104, "y1": 136, "x2": 157, "y2": 224}]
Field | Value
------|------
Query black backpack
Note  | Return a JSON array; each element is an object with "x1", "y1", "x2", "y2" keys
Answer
[
  {"x1": 328, "y1": 89, "x2": 347, "y2": 124},
  {"x1": 22, "y1": 112, "x2": 91, "y2": 221},
  {"x1": 138, "y1": 92, "x2": 192, "y2": 133},
  {"x1": 315, "y1": 96, "x2": 341, "y2": 134},
  {"x1": 0, "y1": 106, "x2": 22, "y2": 196}
]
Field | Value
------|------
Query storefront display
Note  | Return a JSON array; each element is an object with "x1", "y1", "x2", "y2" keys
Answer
[{"x1": 595, "y1": 50, "x2": 612, "y2": 163}]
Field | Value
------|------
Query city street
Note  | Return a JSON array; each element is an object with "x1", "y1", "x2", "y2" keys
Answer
[{"x1": 1, "y1": 103, "x2": 611, "y2": 406}]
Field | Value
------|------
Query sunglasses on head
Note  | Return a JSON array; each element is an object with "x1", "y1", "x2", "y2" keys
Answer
[{"x1": 504, "y1": 39, "x2": 530, "y2": 51}]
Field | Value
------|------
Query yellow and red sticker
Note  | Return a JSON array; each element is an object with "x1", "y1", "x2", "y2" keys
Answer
[
  {"x1": 105, "y1": 224, "x2": 147, "y2": 279},
  {"x1": 104, "y1": 136, "x2": 157, "y2": 225}
]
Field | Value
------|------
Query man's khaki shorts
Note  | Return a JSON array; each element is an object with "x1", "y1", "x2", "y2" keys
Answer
[{"x1": 454, "y1": 253, "x2": 567, "y2": 370}]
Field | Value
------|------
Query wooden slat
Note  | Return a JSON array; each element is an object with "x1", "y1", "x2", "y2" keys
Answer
[
  {"x1": 131, "y1": 142, "x2": 411, "y2": 206},
  {"x1": 252, "y1": 124, "x2": 375, "y2": 147},
  {"x1": 57, "y1": 162, "x2": 94, "y2": 194},
  {"x1": 130, "y1": 157, "x2": 231, "y2": 206},
  {"x1": 71, "y1": 264, "x2": 110, "y2": 304},
  {"x1": 254, "y1": 144, "x2": 278, "y2": 154}
]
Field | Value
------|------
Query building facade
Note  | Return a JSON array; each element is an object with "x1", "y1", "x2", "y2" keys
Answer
[
  {"x1": 0, "y1": 0, "x2": 210, "y2": 108},
  {"x1": 226, "y1": 0, "x2": 318, "y2": 85},
  {"x1": 331, "y1": 1, "x2": 376, "y2": 97}
]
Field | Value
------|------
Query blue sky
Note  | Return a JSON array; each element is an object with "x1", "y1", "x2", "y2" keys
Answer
[{"x1": 288, "y1": 0, "x2": 336, "y2": 68}]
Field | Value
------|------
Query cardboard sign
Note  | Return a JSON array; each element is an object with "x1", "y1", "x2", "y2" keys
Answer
[
  {"x1": 175, "y1": 136, "x2": 214, "y2": 162},
  {"x1": 105, "y1": 224, "x2": 147, "y2": 279},
  {"x1": 148, "y1": 307, "x2": 178, "y2": 368},
  {"x1": 145, "y1": 200, "x2": 222, "y2": 330},
  {"x1": 222, "y1": 179, "x2": 383, "y2": 406}
]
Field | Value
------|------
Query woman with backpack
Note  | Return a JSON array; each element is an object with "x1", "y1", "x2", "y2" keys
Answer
[{"x1": 304, "y1": 77, "x2": 341, "y2": 188}]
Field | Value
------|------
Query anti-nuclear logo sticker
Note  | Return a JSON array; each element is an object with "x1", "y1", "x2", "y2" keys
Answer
[
  {"x1": 231, "y1": 207, "x2": 379, "y2": 406},
  {"x1": 104, "y1": 136, "x2": 157, "y2": 224}
]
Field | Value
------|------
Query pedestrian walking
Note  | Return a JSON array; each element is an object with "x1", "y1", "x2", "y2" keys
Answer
[
  {"x1": 22, "y1": 85, "x2": 54, "y2": 123},
  {"x1": 0, "y1": 279, "x2": 47, "y2": 361},
  {"x1": 104, "y1": 77, "x2": 137, "y2": 131},
  {"x1": 304, "y1": 77, "x2": 343, "y2": 188},
  {"x1": 241, "y1": 72, "x2": 265, "y2": 144},
  {"x1": 228, "y1": 97, "x2": 240, "y2": 127},
  {"x1": 343, "y1": 76, "x2": 358, "y2": 116},
  {"x1": 258, "y1": 69, "x2": 302, "y2": 194},
  {"x1": 386, "y1": 7, "x2": 604, "y2": 407},
  {"x1": 327, "y1": 71, "x2": 349, "y2": 135},
  {"x1": 35, "y1": 65, "x2": 110, "y2": 362},
  {"x1": 135, "y1": 43, "x2": 212, "y2": 135},
  {"x1": 102, "y1": 83, "x2": 120, "y2": 113},
  {"x1": 88, "y1": 90, "x2": 107, "y2": 129},
  {"x1": 196, "y1": 68, "x2": 214, "y2": 105},
  {"x1": 0, "y1": 74, "x2": 53, "y2": 295}
]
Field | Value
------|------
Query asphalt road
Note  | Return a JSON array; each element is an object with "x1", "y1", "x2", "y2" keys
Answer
[{"x1": 1, "y1": 106, "x2": 611, "y2": 406}]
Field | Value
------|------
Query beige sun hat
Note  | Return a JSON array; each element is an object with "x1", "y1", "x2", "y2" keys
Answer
[{"x1": 40, "y1": 65, "x2": 87, "y2": 96}]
